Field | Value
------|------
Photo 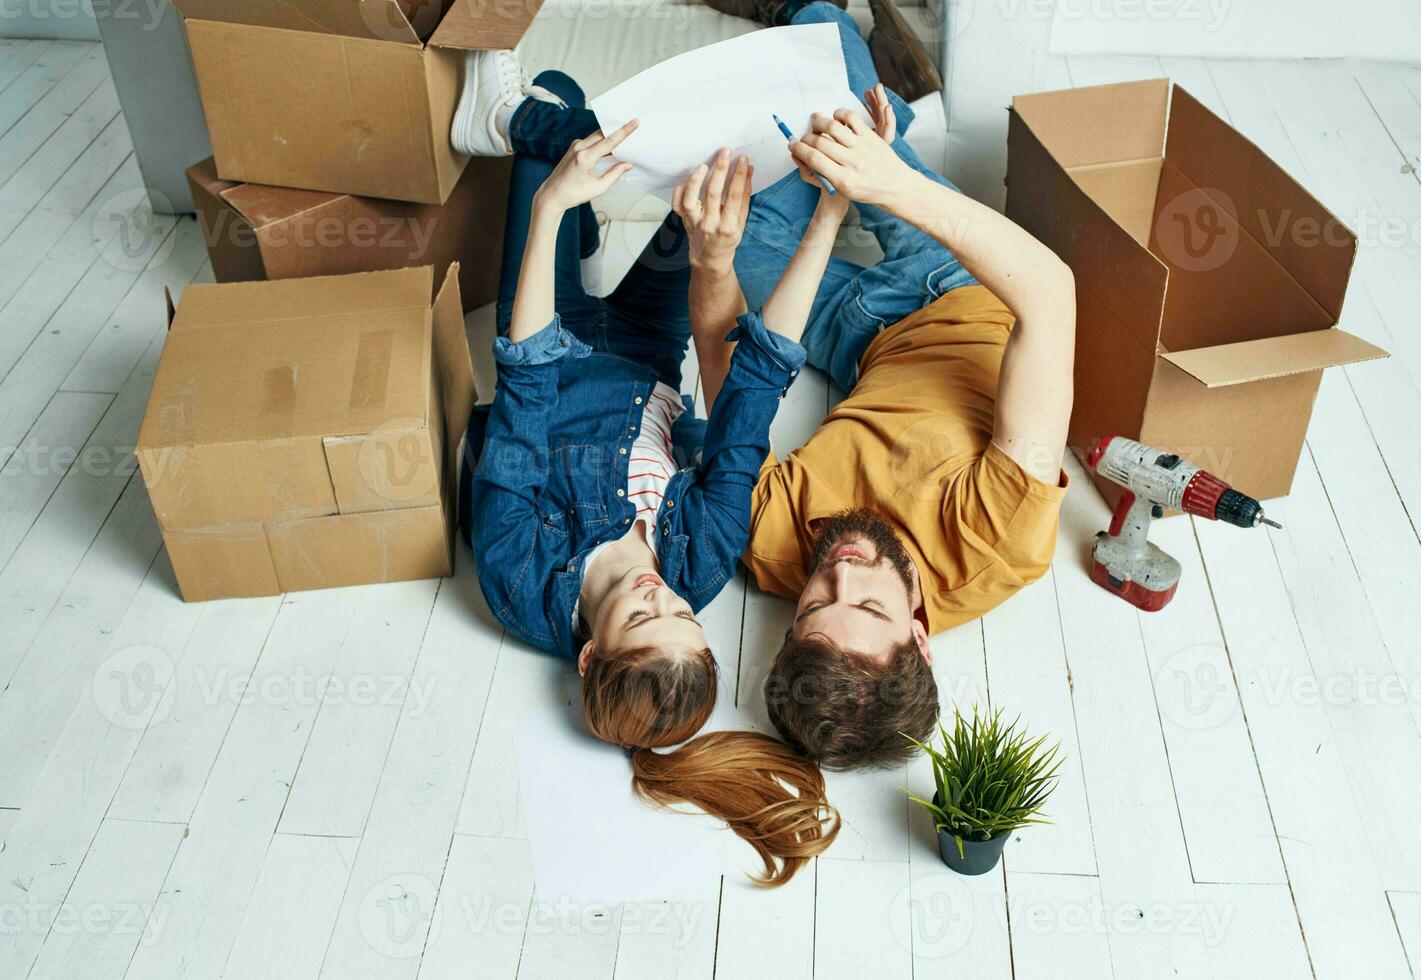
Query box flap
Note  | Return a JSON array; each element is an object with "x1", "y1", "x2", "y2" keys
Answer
[
  {"x1": 173, "y1": 266, "x2": 433, "y2": 328},
  {"x1": 145, "y1": 270, "x2": 436, "y2": 450},
  {"x1": 220, "y1": 182, "x2": 346, "y2": 230},
  {"x1": 430, "y1": 263, "x2": 472, "y2": 486},
  {"x1": 1160, "y1": 328, "x2": 1388, "y2": 388},
  {"x1": 1164, "y1": 85, "x2": 1356, "y2": 323},
  {"x1": 170, "y1": 0, "x2": 421, "y2": 44},
  {"x1": 1012, "y1": 79, "x2": 1168, "y2": 170},
  {"x1": 429, "y1": 0, "x2": 543, "y2": 51}
]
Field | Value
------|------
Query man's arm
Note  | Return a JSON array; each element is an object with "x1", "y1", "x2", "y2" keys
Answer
[{"x1": 789, "y1": 89, "x2": 1075, "y2": 485}]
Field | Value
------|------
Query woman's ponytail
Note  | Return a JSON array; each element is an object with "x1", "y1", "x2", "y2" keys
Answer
[
  {"x1": 631, "y1": 731, "x2": 840, "y2": 886},
  {"x1": 582, "y1": 645, "x2": 839, "y2": 887}
]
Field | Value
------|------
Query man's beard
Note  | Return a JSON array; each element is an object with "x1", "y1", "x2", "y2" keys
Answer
[{"x1": 807, "y1": 508, "x2": 916, "y2": 593}]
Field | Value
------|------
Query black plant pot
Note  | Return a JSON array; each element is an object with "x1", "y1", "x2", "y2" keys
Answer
[{"x1": 932, "y1": 793, "x2": 1010, "y2": 875}]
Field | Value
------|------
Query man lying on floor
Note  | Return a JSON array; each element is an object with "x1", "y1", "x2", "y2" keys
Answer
[{"x1": 695, "y1": 0, "x2": 1077, "y2": 771}]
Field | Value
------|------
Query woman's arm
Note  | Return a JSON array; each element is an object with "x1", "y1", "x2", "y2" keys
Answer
[
  {"x1": 675, "y1": 150, "x2": 752, "y2": 414},
  {"x1": 758, "y1": 191, "x2": 849, "y2": 346},
  {"x1": 507, "y1": 121, "x2": 638, "y2": 344}
]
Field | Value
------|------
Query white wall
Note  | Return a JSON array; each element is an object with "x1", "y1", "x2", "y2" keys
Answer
[{"x1": 1047, "y1": 0, "x2": 1421, "y2": 63}]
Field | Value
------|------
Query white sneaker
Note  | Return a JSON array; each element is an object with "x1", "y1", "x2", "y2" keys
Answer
[{"x1": 450, "y1": 49, "x2": 564, "y2": 157}]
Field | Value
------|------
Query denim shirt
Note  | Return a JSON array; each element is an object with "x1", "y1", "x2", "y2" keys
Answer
[{"x1": 462, "y1": 313, "x2": 806, "y2": 658}]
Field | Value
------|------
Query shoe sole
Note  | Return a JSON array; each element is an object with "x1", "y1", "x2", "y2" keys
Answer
[
  {"x1": 870, "y1": 0, "x2": 942, "y2": 97},
  {"x1": 451, "y1": 51, "x2": 479, "y2": 156}
]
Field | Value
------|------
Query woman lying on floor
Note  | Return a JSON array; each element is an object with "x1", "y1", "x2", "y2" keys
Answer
[{"x1": 454, "y1": 56, "x2": 845, "y2": 884}]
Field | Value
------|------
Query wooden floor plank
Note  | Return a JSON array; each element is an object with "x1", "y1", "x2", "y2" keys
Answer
[
  {"x1": 317, "y1": 563, "x2": 501, "y2": 980},
  {"x1": 1137, "y1": 515, "x2": 1286, "y2": 885},
  {"x1": 0, "y1": 40, "x2": 85, "y2": 135},
  {"x1": 1006, "y1": 871, "x2": 1114, "y2": 980},
  {"x1": 0, "y1": 389, "x2": 109, "y2": 568},
  {"x1": 1196, "y1": 514, "x2": 1410, "y2": 977},
  {"x1": 107, "y1": 592, "x2": 283, "y2": 825},
  {"x1": 1388, "y1": 891, "x2": 1421, "y2": 976},
  {"x1": 814, "y1": 859, "x2": 912, "y2": 980},
  {"x1": 0, "y1": 43, "x2": 101, "y2": 175},
  {"x1": 608, "y1": 881, "x2": 720, "y2": 980},
  {"x1": 416, "y1": 835, "x2": 533, "y2": 979},
  {"x1": 63, "y1": 216, "x2": 208, "y2": 395},
  {"x1": 0, "y1": 200, "x2": 175, "y2": 468},
  {"x1": 1051, "y1": 483, "x2": 1213, "y2": 978},
  {"x1": 27, "y1": 818, "x2": 184, "y2": 980},
  {"x1": 0, "y1": 151, "x2": 143, "y2": 392},
  {"x1": 278, "y1": 579, "x2": 440, "y2": 838},
  {"x1": 712, "y1": 866, "x2": 815, "y2": 980},
  {"x1": 1197, "y1": 882, "x2": 1312, "y2": 980},
  {"x1": 0, "y1": 72, "x2": 122, "y2": 243},
  {"x1": 222, "y1": 834, "x2": 358, "y2": 980},
  {"x1": 0, "y1": 552, "x2": 200, "y2": 977},
  {"x1": 981, "y1": 571, "x2": 1098, "y2": 877},
  {"x1": 123, "y1": 588, "x2": 367, "y2": 980}
]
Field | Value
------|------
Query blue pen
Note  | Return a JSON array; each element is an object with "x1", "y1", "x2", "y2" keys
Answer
[{"x1": 773, "y1": 114, "x2": 836, "y2": 196}]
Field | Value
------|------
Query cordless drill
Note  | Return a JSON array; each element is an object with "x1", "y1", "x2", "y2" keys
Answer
[{"x1": 1084, "y1": 436, "x2": 1281, "y2": 611}]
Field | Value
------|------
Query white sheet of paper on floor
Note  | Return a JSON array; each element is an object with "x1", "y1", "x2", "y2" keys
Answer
[
  {"x1": 590, "y1": 23, "x2": 872, "y2": 200},
  {"x1": 514, "y1": 670, "x2": 778, "y2": 904}
]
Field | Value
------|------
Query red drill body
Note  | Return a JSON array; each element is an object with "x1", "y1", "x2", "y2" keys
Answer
[{"x1": 1085, "y1": 436, "x2": 1280, "y2": 611}]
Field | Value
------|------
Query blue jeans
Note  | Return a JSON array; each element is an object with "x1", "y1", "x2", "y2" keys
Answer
[
  {"x1": 735, "y1": 2, "x2": 979, "y2": 392},
  {"x1": 498, "y1": 72, "x2": 693, "y2": 392}
]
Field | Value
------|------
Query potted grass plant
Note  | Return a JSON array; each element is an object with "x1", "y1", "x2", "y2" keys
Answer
[{"x1": 905, "y1": 707, "x2": 1062, "y2": 875}]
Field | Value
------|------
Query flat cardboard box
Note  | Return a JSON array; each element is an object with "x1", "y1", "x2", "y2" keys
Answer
[
  {"x1": 1006, "y1": 78, "x2": 1388, "y2": 504},
  {"x1": 187, "y1": 156, "x2": 511, "y2": 313},
  {"x1": 172, "y1": 0, "x2": 542, "y2": 203},
  {"x1": 137, "y1": 265, "x2": 476, "y2": 601}
]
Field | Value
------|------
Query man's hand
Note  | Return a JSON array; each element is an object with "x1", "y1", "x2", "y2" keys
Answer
[
  {"x1": 534, "y1": 120, "x2": 638, "y2": 214},
  {"x1": 673, "y1": 148, "x2": 753, "y2": 270},
  {"x1": 789, "y1": 90, "x2": 916, "y2": 207}
]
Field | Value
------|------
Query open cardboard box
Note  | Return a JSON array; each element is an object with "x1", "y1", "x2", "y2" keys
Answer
[
  {"x1": 172, "y1": 0, "x2": 542, "y2": 203},
  {"x1": 136, "y1": 265, "x2": 476, "y2": 601},
  {"x1": 187, "y1": 155, "x2": 512, "y2": 313},
  {"x1": 1006, "y1": 78, "x2": 1388, "y2": 505}
]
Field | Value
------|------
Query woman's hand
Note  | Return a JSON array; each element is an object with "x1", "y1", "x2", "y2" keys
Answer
[
  {"x1": 534, "y1": 120, "x2": 638, "y2": 214},
  {"x1": 788, "y1": 95, "x2": 916, "y2": 207},
  {"x1": 673, "y1": 149, "x2": 753, "y2": 270}
]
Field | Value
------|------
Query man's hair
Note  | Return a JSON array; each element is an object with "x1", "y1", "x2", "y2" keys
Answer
[{"x1": 765, "y1": 634, "x2": 938, "y2": 770}]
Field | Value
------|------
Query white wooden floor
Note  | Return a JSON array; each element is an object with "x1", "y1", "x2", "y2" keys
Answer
[{"x1": 1, "y1": 37, "x2": 1421, "y2": 979}]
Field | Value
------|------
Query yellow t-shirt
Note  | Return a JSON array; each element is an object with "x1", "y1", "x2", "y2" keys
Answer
[{"x1": 746, "y1": 285, "x2": 1069, "y2": 634}]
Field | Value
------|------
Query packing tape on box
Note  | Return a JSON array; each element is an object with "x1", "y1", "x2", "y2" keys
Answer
[{"x1": 350, "y1": 329, "x2": 394, "y2": 411}]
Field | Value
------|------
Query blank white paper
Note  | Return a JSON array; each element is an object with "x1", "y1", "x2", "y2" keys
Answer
[{"x1": 590, "y1": 23, "x2": 872, "y2": 200}]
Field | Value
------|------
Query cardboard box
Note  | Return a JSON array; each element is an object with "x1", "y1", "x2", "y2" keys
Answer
[
  {"x1": 172, "y1": 0, "x2": 542, "y2": 203},
  {"x1": 1006, "y1": 79, "x2": 1388, "y2": 503},
  {"x1": 187, "y1": 156, "x2": 511, "y2": 313},
  {"x1": 137, "y1": 265, "x2": 476, "y2": 601}
]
